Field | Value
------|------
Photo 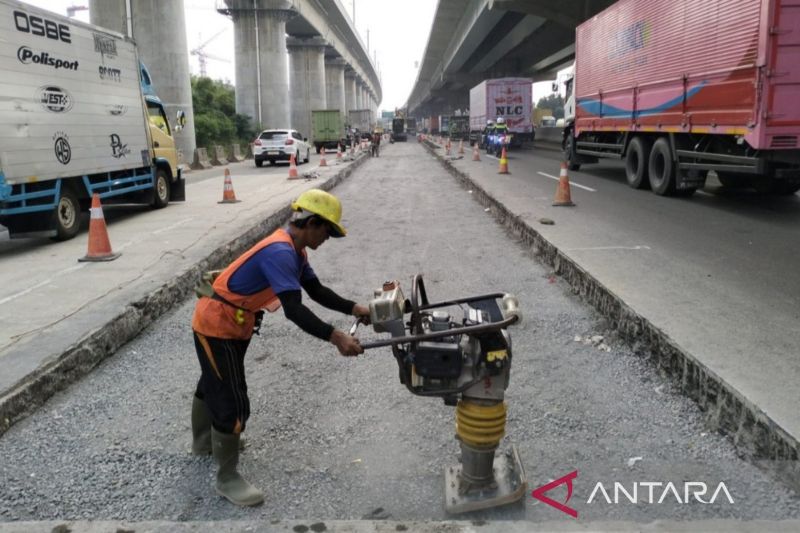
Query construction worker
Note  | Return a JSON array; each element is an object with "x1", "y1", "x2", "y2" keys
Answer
[
  {"x1": 190, "y1": 189, "x2": 370, "y2": 507},
  {"x1": 371, "y1": 130, "x2": 381, "y2": 157}
]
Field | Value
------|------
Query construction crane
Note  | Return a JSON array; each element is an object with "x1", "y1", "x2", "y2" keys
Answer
[
  {"x1": 66, "y1": 5, "x2": 87, "y2": 17},
  {"x1": 190, "y1": 29, "x2": 230, "y2": 77}
]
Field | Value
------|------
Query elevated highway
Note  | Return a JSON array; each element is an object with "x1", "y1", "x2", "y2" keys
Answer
[
  {"x1": 220, "y1": 0, "x2": 382, "y2": 136},
  {"x1": 406, "y1": 0, "x2": 613, "y2": 116}
]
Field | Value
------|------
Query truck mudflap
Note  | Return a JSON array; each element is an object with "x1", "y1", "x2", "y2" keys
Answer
[{"x1": 171, "y1": 168, "x2": 186, "y2": 202}]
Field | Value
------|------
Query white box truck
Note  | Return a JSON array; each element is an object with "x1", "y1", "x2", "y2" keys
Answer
[
  {"x1": 0, "y1": 0, "x2": 185, "y2": 240},
  {"x1": 469, "y1": 78, "x2": 534, "y2": 149}
]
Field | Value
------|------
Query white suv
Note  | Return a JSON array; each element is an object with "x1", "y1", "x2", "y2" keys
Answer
[{"x1": 253, "y1": 129, "x2": 311, "y2": 167}]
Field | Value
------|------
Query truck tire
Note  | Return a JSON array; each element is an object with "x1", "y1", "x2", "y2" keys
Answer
[
  {"x1": 625, "y1": 137, "x2": 651, "y2": 189},
  {"x1": 564, "y1": 133, "x2": 581, "y2": 171},
  {"x1": 255, "y1": 159, "x2": 263, "y2": 168},
  {"x1": 152, "y1": 169, "x2": 170, "y2": 209},
  {"x1": 53, "y1": 188, "x2": 81, "y2": 241},
  {"x1": 315, "y1": 145, "x2": 321, "y2": 154},
  {"x1": 304, "y1": 149, "x2": 310, "y2": 164},
  {"x1": 648, "y1": 137, "x2": 676, "y2": 196}
]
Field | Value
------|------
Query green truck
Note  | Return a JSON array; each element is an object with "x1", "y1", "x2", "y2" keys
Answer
[{"x1": 311, "y1": 110, "x2": 346, "y2": 153}]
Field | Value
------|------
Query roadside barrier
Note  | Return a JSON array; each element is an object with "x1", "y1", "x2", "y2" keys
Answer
[
  {"x1": 211, "y1": 145, "x2": 229, "y2": 166},
  {"x1": 287, "y1": 153, "x2": 300, "y2": 180},
  {"x1": 191, "y1": 148, "x2": 213, "y2": 170},
  {"x1": 218, "y1": 168, "x2": 241, "y2": 204},
  {"x1": 498, "y1": 147, "x2": 509, "y2": 174},
  {"x1": 79, "y1": 194, "x2": 120, "y2": 262},
  {"x1": 552, "y1": 161, "x2": 575, "y2": 206},
  {"x1": 229, "y1": 144, "x2": 245, "y2": 162}
]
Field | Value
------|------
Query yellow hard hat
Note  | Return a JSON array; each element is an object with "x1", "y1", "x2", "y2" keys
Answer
[{"x1": 291, "y1": 189, "x2": 347, "y2": 237}]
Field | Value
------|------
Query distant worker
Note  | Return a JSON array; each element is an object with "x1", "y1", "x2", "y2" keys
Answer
[
  {"x1": 371, "y1": 131, "x2": 381, "y2": 157},
  {"x1": 190, "y1": 189, "x2": 370, "y2": 507}
]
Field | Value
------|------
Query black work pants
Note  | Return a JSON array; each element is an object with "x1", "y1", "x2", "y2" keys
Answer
[{"x1": 193, "y1": 332, "x2": 251, "y2": 434}]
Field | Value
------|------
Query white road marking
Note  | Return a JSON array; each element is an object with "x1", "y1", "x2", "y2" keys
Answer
[
  {"x1": 0, "y1": 263, "x2": 88, "y2": 305},
  {"x1": 537, "y1": 171, "x2": 597, "y2": 192},
  {"x1": 564, "y1": 245, "x2": 651, "y2": 251},
  {"x1": 153, "y1": 217, "x2": 195, "y2": 235}
]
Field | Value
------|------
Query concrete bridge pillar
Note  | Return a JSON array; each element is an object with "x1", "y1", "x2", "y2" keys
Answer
[
  {"x1": 287, "y1": 36, "x2": 327, "y2": 140},
  {"x1": 90, "y1": 0, "x2": 196, "y2": 161},
  {"x1": 225, "y1": 0, "x2": 293, "y2": 130},
  {"x1": 344, "y1": 70, "x2": 357, "y2": 116},
  {"x1": 324, "y1": 57, "x2": 347, "y2": 114},
  {"x1": 356, "y1": 80, "x2": 366, "y2": 109}
]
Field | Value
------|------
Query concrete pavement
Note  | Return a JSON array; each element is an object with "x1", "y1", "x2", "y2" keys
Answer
[
  {"x1": 0, "y1": 151, "x2": 370, "y2": 435},
  {"x1": 422, "y1": 136, "x2": 800, "y2": 483},
  {"x1": 3, "y1": 519, "x2": 800, "y2": 532}
]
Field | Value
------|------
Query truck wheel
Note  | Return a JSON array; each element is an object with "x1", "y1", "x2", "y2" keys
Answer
[
  {"x1": 316, "y1": 146, "x2": 321, "y2": 154},
  {"x1": 53, "y1": 188, "x2": 81, "y2": 241},
  {"x1": 564, "y1": 134, "x2": 581, "y2": 171},
  {"x1": 625, "y1": 137, "x2": 651, "y2": 189},
  {"x1": 648, "y1": 137, "x2": 676, "y2": 196},
  {"x1": 152, "y1": 169, "x2": 170, "y2": 209},
  {"x1": 255, "y1": 159, "x2": 263, "y2": 168},
  {"x1": 304, "y1": 149, "x2": 310, "y2": 164}
]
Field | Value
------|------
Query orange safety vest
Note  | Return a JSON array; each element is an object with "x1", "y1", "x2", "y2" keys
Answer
[{"x1": 191, "y1": 228, "x2": 307, "y2": 339}]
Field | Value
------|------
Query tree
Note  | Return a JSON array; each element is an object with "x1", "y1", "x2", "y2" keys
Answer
[
  {"x1": 536, "y1": 94, "x2": 565, "y2": 120},
  {"x1": 191, "y1": 76, "x2": 257, "y2": 149}
]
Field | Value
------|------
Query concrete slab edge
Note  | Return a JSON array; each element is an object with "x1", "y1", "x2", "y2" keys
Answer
[
  {"x1": 0, "y1": 154, "x2": 371, "y2": 438},
  {"x1": 3, "y1": 519, "x2": 800, "y2": 533},
  {"x1": 421, "y1": 140, "x2": 800, "y2": 489}
]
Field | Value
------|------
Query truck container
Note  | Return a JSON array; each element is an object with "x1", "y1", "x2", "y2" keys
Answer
[
  {"x1": 448, "y1": 116, "x2": 471, "y2": 141},
  {"x1": 405, "y1": 117, "x2": 417, "y2": 136},
  {"x1": 347, "y1": 109, "x2": 373, "y2": 139},
  {"x1": 311, "y1": 110, "x2": 346, "y2": 153},
  {"x1": 392, "y1": 117, "x2": 407, "y2": 142},
  {"x1": 429, "y1": 115, "x2": 440, "y2": 134},
  {"x1": 469, "y1": 78, "x2": 533, "y2": 147},
  {"x1": 439, "y1": 115, "x2": 450, "y2": 136},
  {"x1": 0, "y1": 0, "x2": 185, "y2": 240},
  {"x1": 560, "y1": 0, "x2": 800, "y2": 195}
]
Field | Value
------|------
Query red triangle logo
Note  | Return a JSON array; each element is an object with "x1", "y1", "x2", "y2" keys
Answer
[{"x1": 531, "y1": 470, "x2": 579, "y2": 518}]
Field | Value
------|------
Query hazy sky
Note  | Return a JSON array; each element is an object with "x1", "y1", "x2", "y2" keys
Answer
[{"x1": 20, "y1": 0, "x2": 554, "y2": 112}]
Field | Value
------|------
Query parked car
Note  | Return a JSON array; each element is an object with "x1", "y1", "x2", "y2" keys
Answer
[{"x1": 253, "y1": 129, "x2": 311, "y2": 167}]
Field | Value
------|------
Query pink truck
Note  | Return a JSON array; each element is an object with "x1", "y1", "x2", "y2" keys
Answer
[
  {"x1": 470, "y1": 78, "x2": 534, "y2": 148},
  {"x1": 560, "y1": 0, "x2": 800, "y2": 195}
]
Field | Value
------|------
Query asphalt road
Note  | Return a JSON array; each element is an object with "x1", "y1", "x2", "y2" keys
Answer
[{"x1": 0, "y1": 141, "x2": 798, "y2": 523}]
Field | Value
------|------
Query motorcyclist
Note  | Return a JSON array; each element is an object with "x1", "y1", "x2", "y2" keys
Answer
[{"x1": 481, "y1": 120, "x2": 495, "y2": 149}]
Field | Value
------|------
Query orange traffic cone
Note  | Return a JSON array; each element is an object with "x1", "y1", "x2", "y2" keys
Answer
[
  {"x1": 218, "y1": 168, "x2": 241, "y2": 204},
  {"x1": 319, "y1": 149, "x2": 328, "y2": 167},
  {"x1": 287, "y1": 152, "x2": 299, "y2": 179},
  {"x1": 553, "y1": 161, "x2": 576, "y2": 206},
  {"x1": 79, "y1": 194, "x2": 120, "y2": 262},
  {"x1": 498, "y1": 146, "x2": 510, "y2": 174},
  {"x1": 472, "y1": 143, "x2": 481, "y2": 161},
  {"x1": 458, "y1": 139, "x2": 464, "y2": 155},
  {"x1": 336, "y1": 143, "x2": 343, "y2": 160}
]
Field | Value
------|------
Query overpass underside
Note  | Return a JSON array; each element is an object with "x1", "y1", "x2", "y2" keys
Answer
[{"x1": 408, "y1": 0, "x2": 614, "y2": 116}]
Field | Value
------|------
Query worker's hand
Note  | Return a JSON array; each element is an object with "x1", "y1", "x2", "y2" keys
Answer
[
  {"x1": 330, "y1": 329, "x2": 363, "y2": 356},
  {"x1": 352, "y1": 303, "x2": 371, "y2": 325}
]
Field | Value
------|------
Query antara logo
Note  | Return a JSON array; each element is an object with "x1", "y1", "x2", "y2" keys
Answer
[{"x1": 532, "y1": 471, "x2": 734, "y2": 519}]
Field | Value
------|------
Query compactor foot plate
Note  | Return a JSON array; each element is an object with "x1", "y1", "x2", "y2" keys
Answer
[{"x1": 444, "y1": 444, "x2": 527, "y2": 514}]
